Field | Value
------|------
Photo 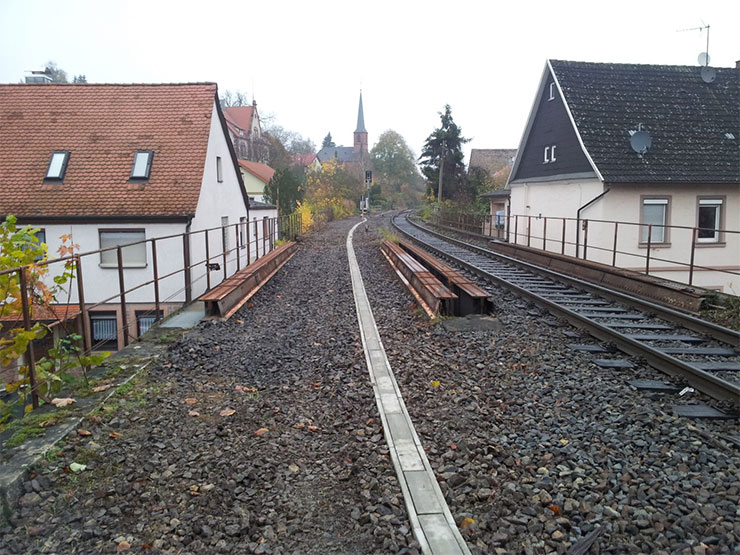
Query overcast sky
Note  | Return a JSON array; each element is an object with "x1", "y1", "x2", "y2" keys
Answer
[{"x1": 1, "y1": 0, "x2": 738, "y2": 163}]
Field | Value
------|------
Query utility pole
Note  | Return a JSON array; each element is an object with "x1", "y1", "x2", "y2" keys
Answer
[{"x1": 437, "y1": 140, "x2": 446, "y2": 202}]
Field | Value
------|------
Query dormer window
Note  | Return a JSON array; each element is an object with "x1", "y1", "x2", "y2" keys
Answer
[
  {"x1": 548, "y1": 82, "x2": 555, "y2": 101},
  {"x1": 45, "y1": 151, "x2": 70, "y2": 181},
  {"x1": 543, "y1": 145, "x2": 557, "y2": 163},
  {"x1": 130, "y1": 151, "x2": 153, "y2": 180}
]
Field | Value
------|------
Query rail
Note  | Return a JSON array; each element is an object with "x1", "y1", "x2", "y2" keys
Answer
[
  {"x1": 1, "y1": 212, "x2": 303, "y2": 409},
  {"x1": 431, "y1": 209, "x2": 740, "y2": 290}
]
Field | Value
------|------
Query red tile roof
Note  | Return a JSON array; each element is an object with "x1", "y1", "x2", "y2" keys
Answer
[
  {"x1": 292, "y1": 153, "x2": 317, "y2": 167},
  {"x1": 237, "y1": 160, "x2": 275, "y2": 184},
  {"x1": 224, "y1": 106, "x2": 255, "y2": 135},
  {"x1": 0, "y1": 83, "x2": 220, "y2": 219}
]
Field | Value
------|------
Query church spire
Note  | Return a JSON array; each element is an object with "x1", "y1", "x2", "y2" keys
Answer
[{"x1": 355, "y1": 91, "x2": 367, "y2": 133}]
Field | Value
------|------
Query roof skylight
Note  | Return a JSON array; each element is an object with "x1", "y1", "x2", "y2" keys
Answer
[
  {"x1": 45, "y1": 151, "x2": 70, "y2": 181},
  {"x1": 131, "y1": 151, "x2": 153, "y2": 179}
]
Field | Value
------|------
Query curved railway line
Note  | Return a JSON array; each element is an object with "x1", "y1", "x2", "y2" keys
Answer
[{"x1": 392, "y1": 212, "x2": 740, "y2": 407}]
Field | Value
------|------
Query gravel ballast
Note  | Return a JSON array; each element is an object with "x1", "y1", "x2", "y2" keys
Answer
[
  {"x1": 1, "y1": 213, "x2": 738, "y2": 555},
  {"x1": 354, "y1": 212, "x2": 740, "y2": 555}
]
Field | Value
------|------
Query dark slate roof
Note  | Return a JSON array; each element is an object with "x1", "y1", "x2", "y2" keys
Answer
[
  {"x1": 316, "y1": 146, "x2": 361, "y2": 163},
  {"x1": 550, "y1": 60, "x2": 740, "y2": 184}
]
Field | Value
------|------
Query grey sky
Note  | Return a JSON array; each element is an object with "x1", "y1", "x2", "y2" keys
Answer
[{"x1": 1, "y1": 0, "x2": 738, "y2": 162}]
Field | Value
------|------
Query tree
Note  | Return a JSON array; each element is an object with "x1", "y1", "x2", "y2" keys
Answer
[
  {"x1": 322, "y1": 133, "x2": 335, "y2": 148},
  {"x1": 264, "y1": 166, "x2": 305, "y2": 216},
  {"x1": 264, "y1": 124, "x2": 316, "y2": 156},
  {"x1": 371, "y1": 130, "x2": 423, "y2": 193},
  {"x1": 44, "y1": 61, "x2": 68, "y2": 83},
  {"x1": 419, "y1": 104, "x2": 470, "y2": 202},
  {"x1": 73, "y1": 75, "x2": 87, "y2": 83},
  {"x1": 219, "y1": 89, "x2": 249, "y2": 108}
]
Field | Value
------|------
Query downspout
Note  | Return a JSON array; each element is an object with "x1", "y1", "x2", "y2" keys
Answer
[{"x1": 576, "y1": 188, "x2": 609, "y2": 258}]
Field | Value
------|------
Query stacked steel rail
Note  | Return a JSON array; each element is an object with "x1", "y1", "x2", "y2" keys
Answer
[{"x1": 392, "y1": 212, "x2": 740, "y2": 405}]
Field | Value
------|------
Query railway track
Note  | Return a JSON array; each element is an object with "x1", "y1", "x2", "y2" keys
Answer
[{"x1": 392, "y1": 212, "x2": 740, "y2": 407}]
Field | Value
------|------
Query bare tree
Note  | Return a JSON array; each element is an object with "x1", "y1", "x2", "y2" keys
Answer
[
  {"x1": 44, "y1": 61, "x2": 68, "y2": 83},
  {"x1": 219, "y1": 89, "x2": 250, "y2": 108}
]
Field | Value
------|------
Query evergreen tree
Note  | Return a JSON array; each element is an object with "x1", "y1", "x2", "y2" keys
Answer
[
  {"x1": 322, "y1": 132, "x2": 335, "y2": 148},
  {"x1": 419, "y1": 105, "x2": 470, "y2": 202}
]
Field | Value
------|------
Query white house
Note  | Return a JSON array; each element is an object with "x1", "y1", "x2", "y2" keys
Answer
[
  {"x1": 507, "y1": 60, "x2": 740, "y2": 293},
  {"x1": 0, "y1": 82, "x2": 258, "y2": 350}
]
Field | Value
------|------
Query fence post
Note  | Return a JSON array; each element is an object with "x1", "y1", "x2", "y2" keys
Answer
[
  {"x1": 543, "y1": 217, "x2": 547, "y2": 251},
  {"x1": 689, "y1": 227, "x2": 697, "y2": 285},
  {"x1": 117, "y1": 246, "x2": 129, "y2": 347},
  {"x1": 527, "y1": 215, "x2": 531, "y2": 247},
  {"x1": 583, "y1": 220, "x2": 589, "y2": 260},
  {"x1": 612, "y1": 222, "x2": 619, "y2": 266},
  {"x1": 222, "y1": 224, "x2": 227, "y2": 281},
  {"x1": 151, "y1": 241, "x2": 161, "y2": 323},
  {"x1": 645, "y1": 224, "x2": 652, "y2": 275},
  {"x1": 205, "y1": 230, "x2": 211, "y2": 291},
  {"x1": 74, "y1": 256, "x2": 92, "y2": 356},
  {"x1": 262, "y1": 218, "x2": 267, "y2": 254},
  {"x1": 235, "y1": 224, "x2": 241, "y2": 271},
  {"x1": 254, "y1": 220, "x2": 259, "y2": 259},
  {"x1": 561, "y1": 218, "x2": 566, "y2": 255},
  {"x1": 18, "y1": 268, "x2": 39, "y2": 409},
  {"x1": 183, "y1": 233, "x2": 191, "y2": 303},
  {"x1": 514, "y1": 216, "x2": 519, "y2": 245}
]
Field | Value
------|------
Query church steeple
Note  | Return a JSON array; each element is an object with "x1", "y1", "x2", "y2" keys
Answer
[{"x1": 353, "y1": 91, "x2": 368, "y2": 154}]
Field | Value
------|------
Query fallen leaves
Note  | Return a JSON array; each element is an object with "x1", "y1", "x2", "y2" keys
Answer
[
  {"x1": 184, "y1": 398, "x2": 198, "y2": 405},
  {"x1": 77, "y1": 429, "x2": 92, "y2": 436},
  {"x1": 116, "y1": 540, "x2": 131, "y2": 552},
  {"x1": 288, "y1": 464, "x2": 300, "y2": 473},
  {"x1": 460, "y1": 517, "x2": 476, "y2": 529},
  {"x1": 50, "y1": 397, "x2": 76, "y2": 407},
  {"x1": 92, "y1": 384, "x2": 114, "y2": 393},
  {"x1": 69, "y1": 462, "x2": 87, "y2": 473},
  {"x1": 254, "y1": 427, "x2": 269, "y2": 436},
  {"x1": 235, "y1": 385, "x2": 257, "y2": 393},
  {"x1": 109, "y1": 432, "x2": 121, "y2": 439},
  {"x1": 220, "y1": 408, "x2": 236, "y2": 417},
  {"x1": 431, "y1": 380, "x2": 441, "y2": 387},
  {"x1": 547, "y1": 504, "x2": 562, "y2": 516},
  {"x1": 188, "y1": 410, "x2": 200, "y2": 417}
]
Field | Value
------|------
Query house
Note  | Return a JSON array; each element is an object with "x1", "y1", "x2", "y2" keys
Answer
[
  {"x1": 238, "y1": 160, "x2": 275, "y2": 203},
  {"x1": 292, "y1": 153, "x2": 321, "y2": 173},
  {"x1": 316, "y1": 92, "x2": 371, "y2": 179},
  {"x1": 507, "y1": 60, "x2": 740, "y2": 293},
  {"x1": 0, "y1": 82, "x2": 252, "y2": 351},
  {"x1": 224, "y1": 103, "x2": 270, "y2": 163}
]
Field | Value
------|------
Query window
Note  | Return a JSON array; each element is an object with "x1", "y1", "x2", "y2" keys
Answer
[
  {"x1": 217, "y1": 156, "x2": 223, "y2": 182},
  {"x1": 90, "y1": 312, "x2": 118, "y2": 350},
  {"x1": 45, "y1": 151, "x2": 70, "y2": 181},
  {"x1": 136, "y1": 310, "x2": 163, "y2": 336},
  {"x1": 240, "y1": 216, "x2": 247, "y2": 249},
  {"x1": 99, "y1": 229, "x2": 147, "y2": 267},
  {"x1": 130, "y1": 151, "x2": 153, "y2": 179},
  {"x1": 548, "y1": 82, "x2": 555, "y2": 101},
  {"x1": 697, "y1": 198, "x2": 723, "y2": 243},
  {"x1": 641, "y1": 198, "x2": 669, "y2": 243},
  {"x1": 543, "y1": 145, "x2": 557, "y2": 163},
  {"x1": 33, "y1": 229, "x2": 46, "y2": 261},
  {"x1": 221, "y1": 216, "x2": 229, "y2": 252}
]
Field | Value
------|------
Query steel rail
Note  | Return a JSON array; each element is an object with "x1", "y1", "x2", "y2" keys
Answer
[{"x1": 392, "y1": 213, "x2": 740, "y2": 404}]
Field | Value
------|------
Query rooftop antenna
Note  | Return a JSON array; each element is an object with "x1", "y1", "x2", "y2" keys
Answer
[{"x1": 677, "y1": 22, "x2": 716, "y2": 83}]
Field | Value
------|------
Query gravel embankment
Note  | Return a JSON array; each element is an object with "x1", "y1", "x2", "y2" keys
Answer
[
  {"x1": 355, "y1": 212, "x2": 740, "y2": 555},
  {"x1": 0, "y1": 218, "x2": 415, "y2": 555}
]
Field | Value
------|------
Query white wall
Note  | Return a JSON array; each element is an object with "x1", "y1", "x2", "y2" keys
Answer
[
  {"x1": 508, "y1": 179, "x2": 740, "y2": 293},
  {"x1": 188, "y1": 100, "x2": 251, "y2": 299}
]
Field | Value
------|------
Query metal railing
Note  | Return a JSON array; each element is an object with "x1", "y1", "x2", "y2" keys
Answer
[
  {"x1": 1, "y1": 212, "x2": 302, "y2": 408},
  {"x1": 430, "y1": 209, "x2": 740, "y2": 288}
]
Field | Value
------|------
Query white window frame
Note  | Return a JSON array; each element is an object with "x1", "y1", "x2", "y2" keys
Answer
[
  {"x1": 99, "y1": 229, "x2": 147, "y2": 268},
  {"x1": 543, "y1": 145, "x2": 557, "y2": 164},
  {"x1": 239, "y1": 216, "x2": 247, "y2": 249},
  {"x1": 697, "y1": 198, "x2": 723, "y2": 243},
  {"x1": 543, "y1": 146, "x2": 550, "y2": 163},
  {"x1": 90, "y1": 312, "x2": 118, "y2": 351},
  {"x1": 216, "y1": 156, "x2": 223, "y2": 183},
  {"x1": 548, "y1": 82, "x2": 555, "y2": 101},
  {"x1": 130, "y1": 150, "x2": 153, "y2": 179},
  {"x1": 640, "y1": 198, "x2": 669, "y2": 244}
]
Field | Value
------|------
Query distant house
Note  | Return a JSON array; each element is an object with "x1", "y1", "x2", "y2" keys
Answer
[
  {"x1": 507, "y1": 60, "x2": 739, "y2": 292},
  {"x1": 292, "y1": 153, "x2": 321, "y2": 172},
  {"x1": 0, "y1": 82, "x2": 252, "y2": 350},
  {"x1": 238, "y1": 160, "x2": 275, "y2": 203},
  {"x1": 316, "y1": 92, "x2": 371, "y2": 179},
  {"x1": 224, "y1": 103, "x2": 270, "y2": 163}
]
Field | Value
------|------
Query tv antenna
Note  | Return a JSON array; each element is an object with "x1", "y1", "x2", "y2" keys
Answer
[{"x1": 677, "y1": 22, "x2": 710, "y2": 66}]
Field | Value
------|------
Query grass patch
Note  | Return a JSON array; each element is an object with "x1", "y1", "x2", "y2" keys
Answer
[
  {"x1": 378, "y1": 227, "x2": 400, "y2": 243},
  {"x1": 4, "y1": 409, "x2": 72, "y2": 447}
]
